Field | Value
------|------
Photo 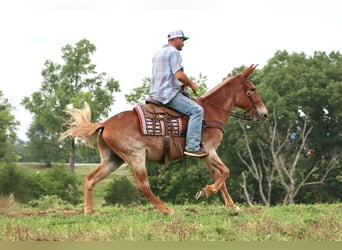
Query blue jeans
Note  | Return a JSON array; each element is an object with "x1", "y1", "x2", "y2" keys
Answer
[{"x1": 165, "y1": 92, "x2": 204, "y2": 151}]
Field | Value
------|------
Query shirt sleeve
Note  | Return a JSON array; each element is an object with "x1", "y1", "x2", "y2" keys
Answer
[{"x1": 169, "y1": 49, "x2": 183, "y2": 74}]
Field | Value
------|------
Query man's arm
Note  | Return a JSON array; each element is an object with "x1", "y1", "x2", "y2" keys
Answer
[{"x1": 175, "y1": 70, "x2": 198, "y2": 92}]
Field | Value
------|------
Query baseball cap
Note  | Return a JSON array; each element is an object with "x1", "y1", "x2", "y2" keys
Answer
[{"x1": 167, "y1": 30, "x2": 189, "y2": 41}]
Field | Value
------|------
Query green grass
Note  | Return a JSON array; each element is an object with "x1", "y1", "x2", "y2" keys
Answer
[
  {"x1": 0, "y1": 201, "x2": 341, "y2": 241},
  {"x1": 4, "y1": 163, "x2": 341, "y2": 241}
]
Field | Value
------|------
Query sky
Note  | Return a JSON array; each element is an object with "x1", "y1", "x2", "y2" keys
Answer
[{"x1": 0, "y1": 0, "x2": 341, "y2": 140}]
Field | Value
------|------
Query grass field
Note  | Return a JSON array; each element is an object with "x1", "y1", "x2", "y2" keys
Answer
[
  {"x1": 0, "y1": 200, "x2": 341, "y2": 241},
  {"x1": 0, "y1": 163, "x2": 341, "y2": 241}
]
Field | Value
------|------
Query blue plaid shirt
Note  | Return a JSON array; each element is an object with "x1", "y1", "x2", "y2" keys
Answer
[{"x1": 149, "y1": 44, "x2": 183, "y2": 104}]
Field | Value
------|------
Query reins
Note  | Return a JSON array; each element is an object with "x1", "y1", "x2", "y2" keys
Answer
[{"x1": 193, "y1": 91, "x2": 254, "y2": 121}]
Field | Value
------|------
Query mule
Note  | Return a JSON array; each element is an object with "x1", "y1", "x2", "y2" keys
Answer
[{"x1": 60, "y1": 64, "x2": 268, "y2": 214}]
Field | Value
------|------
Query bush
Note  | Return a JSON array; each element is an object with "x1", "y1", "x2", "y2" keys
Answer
[
  {"x1": 27, "y1": 195, "x2": 74, "y2": 210},
  {"x1": 0, "y1": 162, "x2": 21, "y2": 195},
  {"x1": 104, "y1": 176, "x2": 145, "y2": 206},
  {"x1": 0, "y1": 163, "x2": 81, "y2": 205},
  {"x1": 148, "y1": 161, "x2": 219, "y2": 204},
  {"x1": 37, "y1": 165, "x2": 82, "y2": 205}
]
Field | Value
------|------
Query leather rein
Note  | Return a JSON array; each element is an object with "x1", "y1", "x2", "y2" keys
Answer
[{"x1": 193, "y1": 75, "x2": 256, "y2": 121}]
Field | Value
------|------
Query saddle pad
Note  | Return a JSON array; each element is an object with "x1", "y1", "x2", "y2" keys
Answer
[{"x1": 134, "y1": 105, "x2": 184, "y2": 137}]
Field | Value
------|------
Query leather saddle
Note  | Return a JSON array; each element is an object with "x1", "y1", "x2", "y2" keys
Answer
[
  {"x1": 132, "y1": 98, "x2": 188, "y2": 169},
  {"x1": 144, "y1": 98, "x2": 184, "y2": 119}
]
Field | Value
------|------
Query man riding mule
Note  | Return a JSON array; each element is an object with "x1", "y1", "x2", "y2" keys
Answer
[
  {"x1": 60, "y1": 57, "x2": 268, "y2": 215},
  {"x1": 149, "y1": 30, "x2": 207, "y2": 158}
]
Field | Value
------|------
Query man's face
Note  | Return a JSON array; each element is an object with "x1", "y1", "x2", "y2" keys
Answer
[{"x1": 175, "y1": 37, "x2": 185, "y2": 51}]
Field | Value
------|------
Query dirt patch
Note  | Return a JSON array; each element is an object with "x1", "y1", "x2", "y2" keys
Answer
[
  {"x1": 1, "y1": 208, "x2": 83, "y2": 218},
  {"x1": 244, "y1": 207, "x2": 264, "y2": 214},
  {"x1": 20, "y1": 209, "x2": 83, "y2": 217},
  {"x1": 0, "y1": 195, "x2": 84, "y2": 218}
]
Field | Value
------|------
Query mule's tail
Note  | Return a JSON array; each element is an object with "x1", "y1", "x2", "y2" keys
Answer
[{"x1": 59, "y1": 102, "x2": 104, "y2": 146}]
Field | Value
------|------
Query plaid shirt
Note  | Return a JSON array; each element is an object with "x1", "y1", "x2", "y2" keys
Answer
[{"x1": 149, "y1": 44, "x2": 183, "y2": 104}]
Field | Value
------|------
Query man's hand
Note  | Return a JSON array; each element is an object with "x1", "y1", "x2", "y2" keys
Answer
[
  {"x1": 175, "y1": 70, "x2": 198, "y2": 92},
  {"x1": 189, "y1": 82, "x2": 198, "y2": 92}
]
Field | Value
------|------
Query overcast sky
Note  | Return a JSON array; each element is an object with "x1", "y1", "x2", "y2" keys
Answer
[{"x1": 0, "y1": 0, "x2": 341, "y2": 140}]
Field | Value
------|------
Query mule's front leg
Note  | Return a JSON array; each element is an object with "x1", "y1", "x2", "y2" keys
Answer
[
  {"x1": 198, "y1": 153, "x2": 240, "y2": 213},
  {"x1": 196, "y1": 169, "x2": 240, "y2": 214},
  {"x1": 195, "y1": 165, "x2": 229, "y2": 198}
]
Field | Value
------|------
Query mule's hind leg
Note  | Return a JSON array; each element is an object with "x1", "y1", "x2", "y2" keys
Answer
[
  {"x1": 126, "y1": 154, "x2": 175, "y2": 215},
  {"x1": 84, "y1": 136, "x2": 124, "y2": 214}
]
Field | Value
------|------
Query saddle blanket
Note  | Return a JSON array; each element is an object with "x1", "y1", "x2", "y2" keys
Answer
[{"x1": 134, "y1": 105, "x2": 185, "y2": 137}]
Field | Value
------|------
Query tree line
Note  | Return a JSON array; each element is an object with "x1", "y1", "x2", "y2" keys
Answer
[{"x1": 0, "y1": 39, "x2": 341, "y2": 206}]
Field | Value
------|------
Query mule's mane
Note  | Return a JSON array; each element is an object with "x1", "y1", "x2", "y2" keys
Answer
[{"x1": 202, "y1": 75, "x2": 235, "y2": 98}]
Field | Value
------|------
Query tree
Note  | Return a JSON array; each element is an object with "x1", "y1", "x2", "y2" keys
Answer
[
  {"x1": 259, "y1": 51, "x2": 342, "y2": 155},
  {"x1": 0, "y1": 90, "x2": 19, "y2": 162},
  {"x1": 22, "y1": 39, "x2": 120, "y2": 172},
  {"x1": 257, "y1": 51, "x2": 342, "y2": 203},
  {"x1": 125, "y1": 77, "x2": 151, "y2": 105},
  {"x1": 239, "y1": 109, "x2": 340, "y2": 205},
  {"x1": 24, "y1": 120, "x2": 65, "y2": 167}
]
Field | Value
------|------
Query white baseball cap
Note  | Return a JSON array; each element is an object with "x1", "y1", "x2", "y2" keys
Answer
[{"x1": 167, "y1": 30, "x2": 189, "y2": 41}]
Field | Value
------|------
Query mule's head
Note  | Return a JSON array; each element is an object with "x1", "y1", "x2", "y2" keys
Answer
[{"x1": 235, "y1": 64, "x2": 268, "y2": 122}]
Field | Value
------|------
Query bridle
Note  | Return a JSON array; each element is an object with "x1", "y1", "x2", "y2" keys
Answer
[{"x1": 194, "y1": 74, "x2": 260, "y2": 121}]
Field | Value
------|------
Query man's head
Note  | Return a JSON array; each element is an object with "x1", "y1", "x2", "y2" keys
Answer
[{"x1": 167, "y1": 30, "x2": 189, "y2": 51}]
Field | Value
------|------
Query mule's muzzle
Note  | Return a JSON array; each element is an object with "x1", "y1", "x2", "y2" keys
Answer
[{"x1": 254, "y1": 110, "x2": 268, "y2": 122}]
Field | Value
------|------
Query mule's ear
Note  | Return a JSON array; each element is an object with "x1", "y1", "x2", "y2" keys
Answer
[{"x1": 241, "y1": 64, "x2": 258, "y2": 78}]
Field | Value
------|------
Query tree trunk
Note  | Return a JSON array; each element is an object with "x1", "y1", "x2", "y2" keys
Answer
[{"x1": 69, "y1": 138, "x2": 75, "y2": 173}]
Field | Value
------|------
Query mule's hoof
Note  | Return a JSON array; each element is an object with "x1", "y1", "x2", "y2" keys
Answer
[
  {"x1": 159, "y1": 207, "x2": 175, "y2": 215},
  {"x1": 195, "y1": 189, "x2": 206, "y2": 200},
  {"x1": 230, "y1": 206, "x2": 241, "y2": 215},
  {"x1": 84, "y1": 210, "x2": 95, "y2": 214}
]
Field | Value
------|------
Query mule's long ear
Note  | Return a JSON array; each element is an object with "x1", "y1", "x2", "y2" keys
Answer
[{"x1": 241, "y1": 64, "x2": 258, "y2": 78}]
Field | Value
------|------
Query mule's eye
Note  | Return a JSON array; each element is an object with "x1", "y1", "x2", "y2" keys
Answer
[{"x1": 247, "y1": 88, "x2": 255, "y2": 96}]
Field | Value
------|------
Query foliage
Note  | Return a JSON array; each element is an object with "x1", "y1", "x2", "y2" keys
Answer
[
  {"x1": 259, "y1": 50, "x2": 342, "y2": 154},
  {"x1": 23, "y1": 120, "x2": 66, "y2": 167},
  {"x1": 21, "y1": 39, "x2": 120, "y2": 171},
  {"x1": 0, "y1": 91, "x2": 19, "y2": 162},
  {"x1": 147, "y1": 160, "x2": 219, "y2": 204},
  {"x1": 36, "y1": 165, "x2": 82, "y2": 204},
  {"x1": 238, "y1": 113, "x2": 341, "y2": 206},
  {"x1": 0, "y1": 162, "x2": 22, "y2": 197},
  {"x1": 125, "y1": 77, "x2": 151, "y2": 105},
  {"x1": 26, "y1": 195, "x2": 74, "y2": 210},
  {"x1": 0, "y1": 163, "x2": 81, "y2": 204},
  {"x1": 104, "y1": 176, "x2": 145, "y2": 206}
]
